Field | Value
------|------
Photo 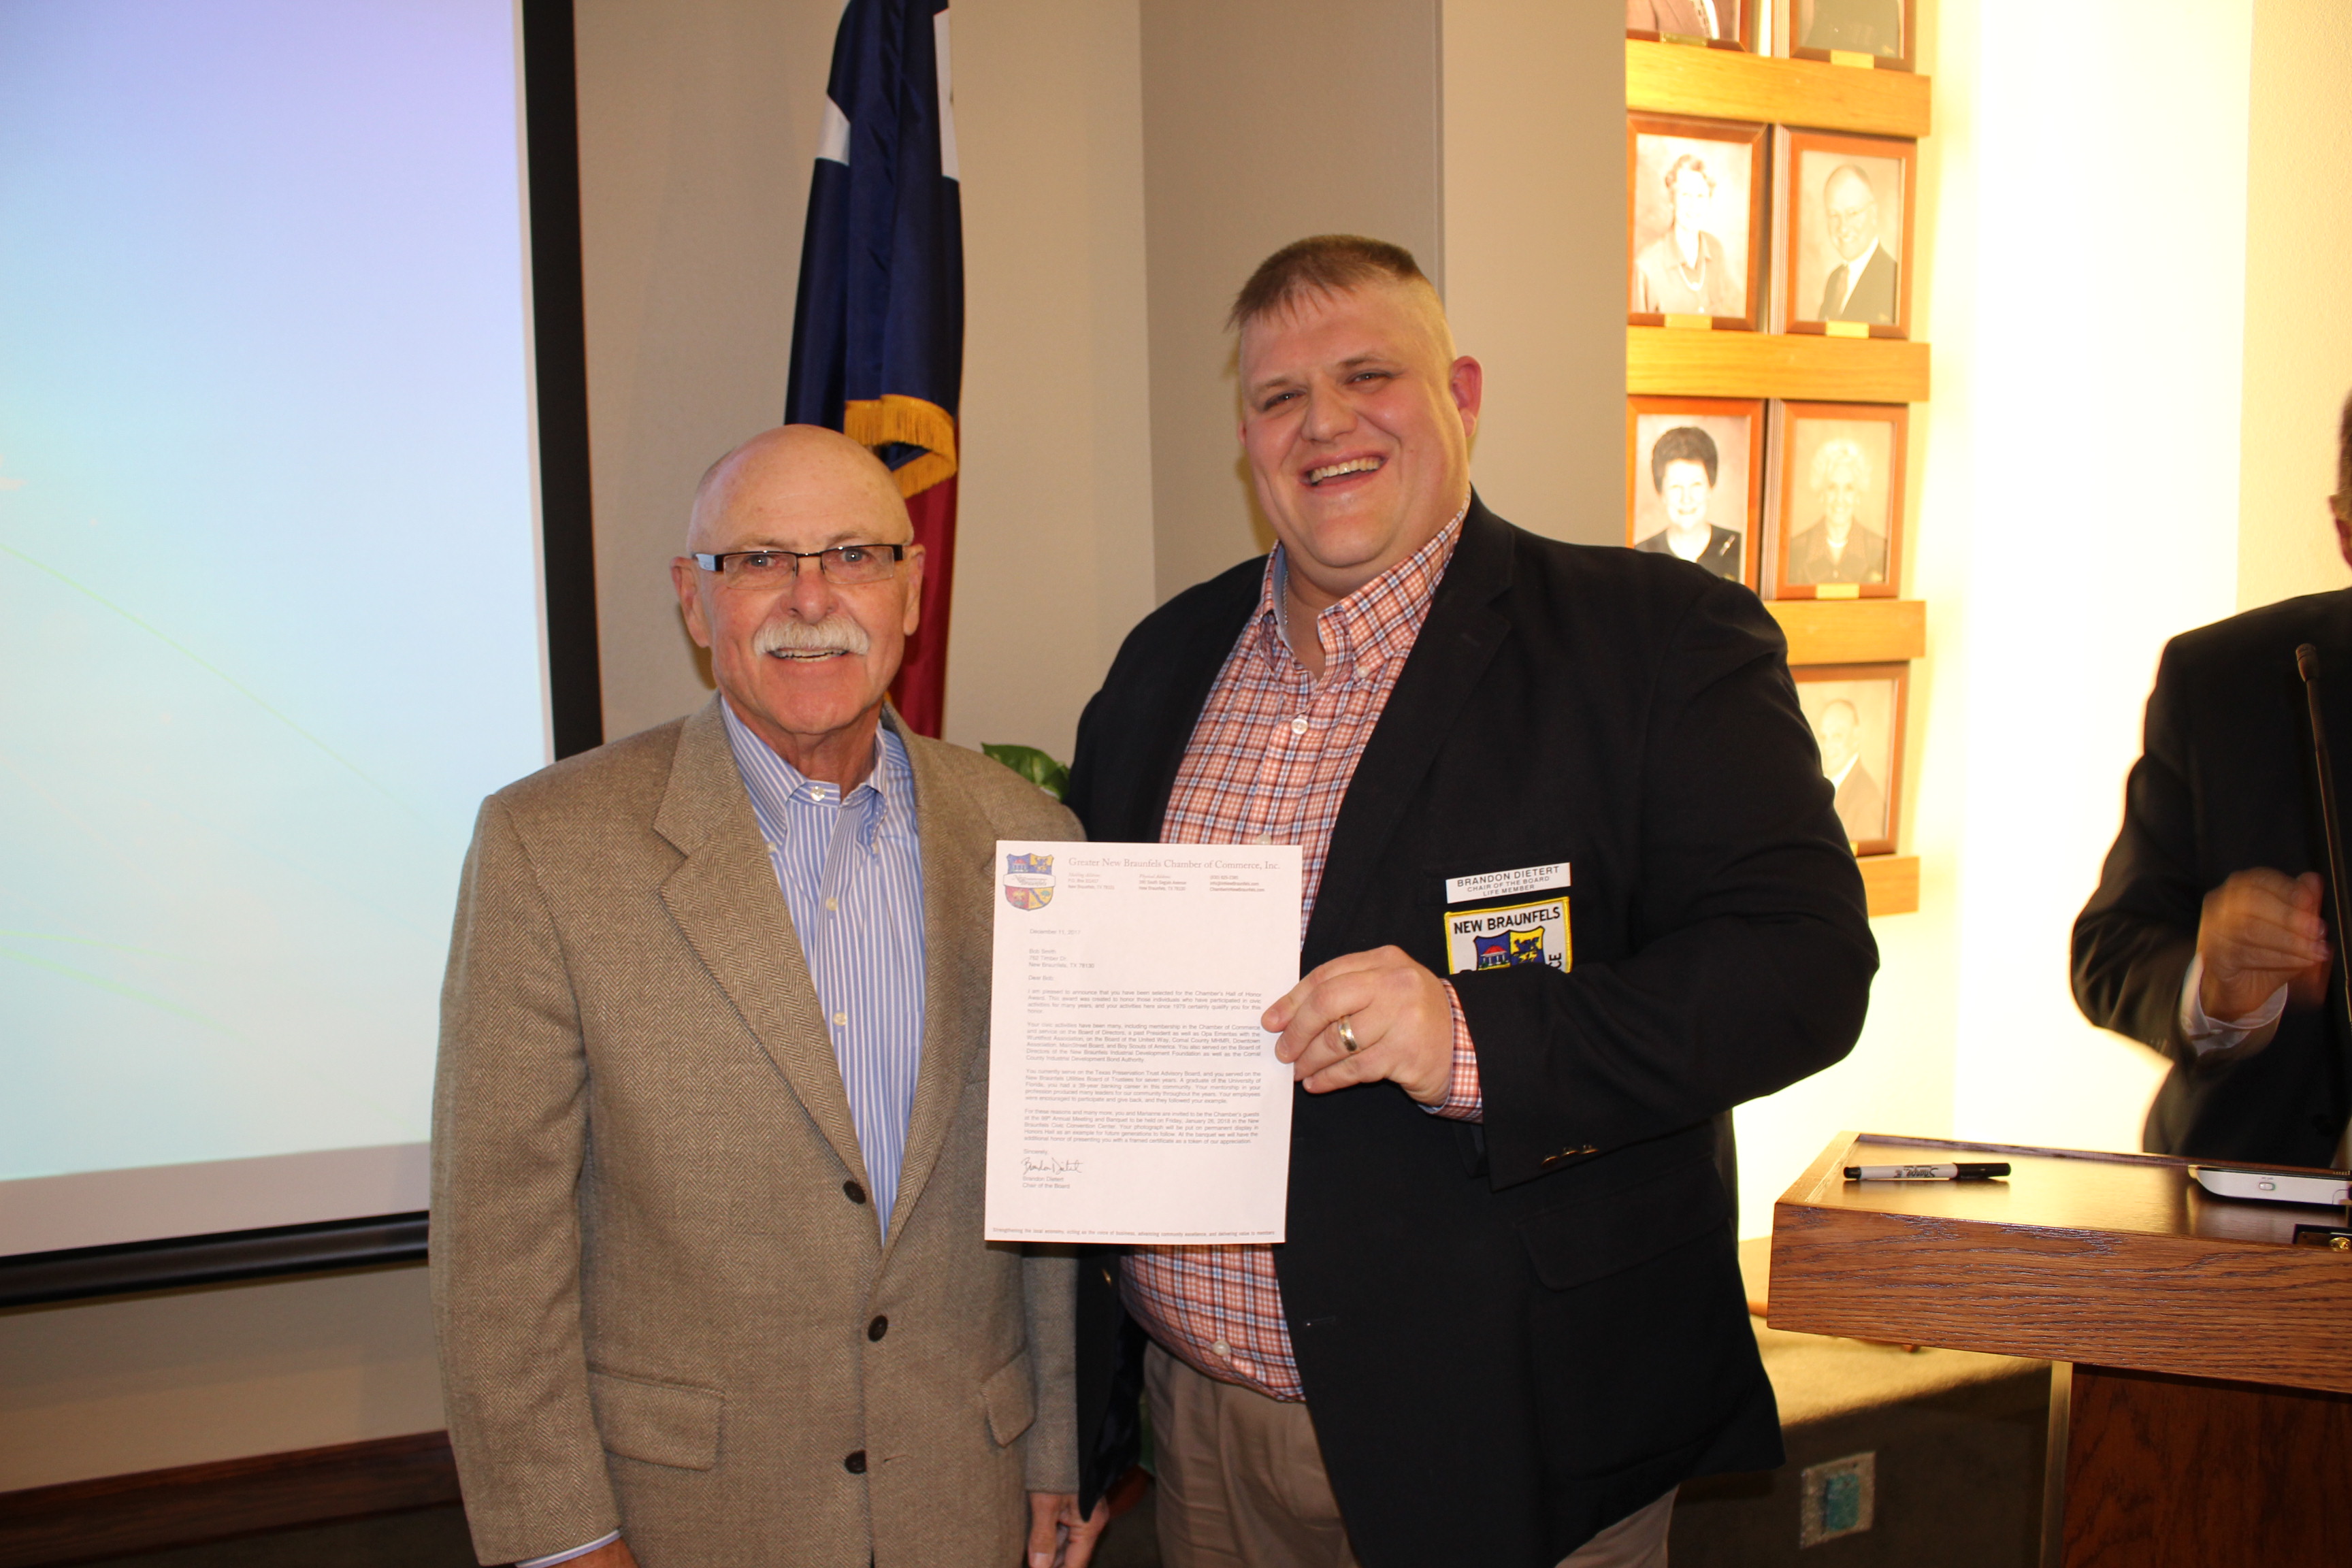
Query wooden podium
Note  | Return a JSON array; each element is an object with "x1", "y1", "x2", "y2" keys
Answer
[{"x1": 1771, "y1": 1133, "x2": 2352, "y2": 1567}]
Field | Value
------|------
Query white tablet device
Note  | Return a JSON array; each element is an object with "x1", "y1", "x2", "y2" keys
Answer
[{"x1": 2189, "y1": 1166, "x2": 2352, "y2": 1207}]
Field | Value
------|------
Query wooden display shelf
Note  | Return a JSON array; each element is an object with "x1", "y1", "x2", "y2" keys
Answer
[
  {"x1": 1859, "y1": 853, "x2": 1917, "y2": 916},
  {"x1": 1629, "y1": 327, "x2": 1930, "y2": 402},
  {"x1": 1771, "y1": 1132, "x2": 2352, "y2": 1393},
  {"x1": 1767, "y1": 598, "x2": 1925, "y2": 664},
  {"x1": 1627, "y1": 40, "x2": 1931, "y2": 139}
]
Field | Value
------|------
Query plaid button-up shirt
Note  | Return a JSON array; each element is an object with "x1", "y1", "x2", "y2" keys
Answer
[{"x1": 1120, "y1": 513, "x2": 1482, "y2": 1402}]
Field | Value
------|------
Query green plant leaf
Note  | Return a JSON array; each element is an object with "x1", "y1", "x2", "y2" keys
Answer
[{"x1": 982, "y1": 743, "x2": 1071, "y2": 801}]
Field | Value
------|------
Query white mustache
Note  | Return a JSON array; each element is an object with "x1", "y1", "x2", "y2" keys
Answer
[{"x1": 753, "y1": 615, "x2": 871, "y2": 658}]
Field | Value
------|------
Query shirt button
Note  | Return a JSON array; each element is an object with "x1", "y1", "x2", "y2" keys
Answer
[
  {"x1": 763, "y1": 840, "x2": 779, "y2": 853},
  {"x1": 844, "y1": 1449, "x2": 867, "y2": 1474},
  {"x1": 1290, "y1": 716, "x2": 1308, "y2": 736},
  {"x1": 1212, "y1": 1339, "x2": 1231, "y2": 1358},
  {"x1": 868, "y1": 1315, "x2": 889, "y2": 1341},
  {"x1": 843, "y1": 1180, "x2": 867, "y2": 1205},
  {"x1": 833, "y1": 1012, "x2": 849, "y2": 1028},
  {"x1": 825, "y1": 897, "x2": 838, "y2": 911}
]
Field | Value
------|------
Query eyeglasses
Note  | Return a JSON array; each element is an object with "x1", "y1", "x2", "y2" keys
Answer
[{"x1": 691, "y1": 543, "x2": 907, "y2": 587}]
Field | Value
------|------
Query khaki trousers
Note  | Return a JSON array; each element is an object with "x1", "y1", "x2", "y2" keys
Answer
[{"x1": 1145, "y1": 1343, "x2": 1676, "y2": 1568}]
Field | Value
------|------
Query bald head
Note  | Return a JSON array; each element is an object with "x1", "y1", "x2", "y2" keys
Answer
[
  {"x1": 670, "y1": 424, "x2": 926, "y2": 787},
  {"x1": 687, "y1": 425, "x2": 910, "y2": 552}
]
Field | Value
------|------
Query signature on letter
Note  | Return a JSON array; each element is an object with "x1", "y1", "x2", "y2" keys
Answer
[{"x1": 1023, "y1": 1152, "x2": 1084, "y2": 1177}]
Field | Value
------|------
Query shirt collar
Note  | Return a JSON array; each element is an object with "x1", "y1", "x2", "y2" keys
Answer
[
  {"x1": 1835, "y1": 238, "x2": 1880, "y2": 287},
  {"x1": 1253, "y1": 501, "x2": 1468, "y2": 681},
  {"x1": 719, "y1": 698, "x2": 909, "y2": 834}
]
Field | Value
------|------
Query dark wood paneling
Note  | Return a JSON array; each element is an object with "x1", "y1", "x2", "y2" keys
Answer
[
  {"x1": 0, "y1": 1433, "x2": 457, "y2": 1568},
  {"x1": 1769, "y1": 1133, "x2": 2352, "y2": 1391},
  {"x1": 2062, "y1": 1365, "x2": 2352, "y2": 1568}
]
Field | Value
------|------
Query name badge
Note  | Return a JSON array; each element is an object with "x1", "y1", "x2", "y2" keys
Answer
[
  {"x1": 1443, "y1": 862, "x2": 1570, "y2": 902},
  {"x1": 1442, "y1": 896, "x2": 1570, "y2": 976}
]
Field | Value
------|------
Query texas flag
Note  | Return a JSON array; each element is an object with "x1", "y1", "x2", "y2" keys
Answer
[{"x1": 785, "y1": 0, "x2": 962, "y2": 736}]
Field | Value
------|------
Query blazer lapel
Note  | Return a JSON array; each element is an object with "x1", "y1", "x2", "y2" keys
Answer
[
  {"x1": 655, "y1": 700, "x2": 870, "y2": 1190},
  {"x1": 881, "y1": 712, "x2": 995, "y2": 1252},
  {"x1": 1304, "y1": 500, "x2": 1516, "y2": 963}
]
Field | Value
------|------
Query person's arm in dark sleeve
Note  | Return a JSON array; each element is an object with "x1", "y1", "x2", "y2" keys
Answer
[
  {"x1": 2072, "y1": 642, "x2": 2206, "y2": 1064},
  {"x1": 1460, "y1": 581, "x2": 1878, "y2": 1189}
]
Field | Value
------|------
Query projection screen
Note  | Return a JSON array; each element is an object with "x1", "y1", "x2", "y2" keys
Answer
[{"x1": 0, "y1": 0, "x2": 576, "y2": 1271}]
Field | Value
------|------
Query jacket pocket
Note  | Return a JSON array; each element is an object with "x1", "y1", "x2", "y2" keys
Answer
[
  {"x1": 587, "y1": 1367, "x2": 723, "y2": 1470},
  {"x1": 980, "y1": 1347, "x2": 1036, "y2": 1448},
  {"x1": 1517, "y1": 1153, "x2": 1730, "y2": 1292}
]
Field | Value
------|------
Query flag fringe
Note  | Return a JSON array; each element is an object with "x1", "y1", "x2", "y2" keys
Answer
[{"x1": 845, "y1": 393, "x2": 958, "y2": 497}]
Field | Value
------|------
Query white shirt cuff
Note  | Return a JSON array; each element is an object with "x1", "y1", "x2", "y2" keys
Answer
[
  {"x1": 516, "y1": 1531, "x2": 621, "y2": 1567},
  {"x1": 2178, "y1": 953, "x2": 2289, "y2": 1056}
]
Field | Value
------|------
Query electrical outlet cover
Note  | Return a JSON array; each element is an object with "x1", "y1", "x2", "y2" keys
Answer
[{"x1": 1799, "y1": 1450, "x2": 1876, "y2": 1546}]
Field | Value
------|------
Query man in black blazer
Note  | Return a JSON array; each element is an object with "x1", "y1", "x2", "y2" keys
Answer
[
  {"x1": 1064, "y1": 236, "x2": 1876, "y2": 1568},
  {"x1": 1816, "y1": 164, "x2": 1897, "y2": 327},
  {"x1": 2073, "y1": 396, "x2": 2352, "y2": 1169}
]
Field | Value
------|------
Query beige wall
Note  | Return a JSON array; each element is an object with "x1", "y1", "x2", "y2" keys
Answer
[
  {"x1": 1440, "y1": 2, "x2": 1626, "y2": 544},
  {"x1": 0, "y1": 1267, "x2": 440, "y2": 1491},
  {"x1": 939, "y1": 1, "x2": 1156, "y2": 761},
  {"x1": 2236, "y1": 0, "x2": 2352, "y2": 612},
  {"x1": 1138, "y1": 0, "x2": 1443, "y2": 602},
  {"x1": 574, "y1": 0, "x2": 842, "y2": 741}
]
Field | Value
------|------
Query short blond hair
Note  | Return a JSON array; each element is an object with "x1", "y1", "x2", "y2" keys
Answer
[
  {"x1": 1228, "y1": 235, "x2": 1435, "y2": 335},
  {"x1": 1809, "y1": 436, "x2": 1872, "y2": 495}
]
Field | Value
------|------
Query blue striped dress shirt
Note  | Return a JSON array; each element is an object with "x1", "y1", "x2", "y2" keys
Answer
[{"x1": 720, "y1": 701, "x2": 927, "y2": 1240}]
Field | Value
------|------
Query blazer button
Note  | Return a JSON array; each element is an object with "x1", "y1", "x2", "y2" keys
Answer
[
  {"x1": 843, "y1": 1179, "x2": 867, "y2": 1205},
  {"x1": 844, "y1": 1449, "x2": 868, "y2": 1474},
  {"x1": 868, "y1": 1315, "x2": 889, "y2": 1341}
]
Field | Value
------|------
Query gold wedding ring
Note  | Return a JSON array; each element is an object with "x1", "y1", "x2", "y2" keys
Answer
[{"x1": 1336, "y1": 1015, "x2": 1360, "y2": 1054}]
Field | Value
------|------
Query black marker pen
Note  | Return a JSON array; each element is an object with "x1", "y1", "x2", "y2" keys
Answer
[{"x1": 1843, "y1": 1162, "x2": 2011, "y2": 1181}]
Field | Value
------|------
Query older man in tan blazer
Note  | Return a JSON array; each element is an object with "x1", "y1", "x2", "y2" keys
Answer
[{"x1": 432, "y1": 427, "x2": 1103, "y2": 1568}]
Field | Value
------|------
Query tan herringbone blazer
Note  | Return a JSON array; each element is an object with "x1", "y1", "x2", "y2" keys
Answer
[{"x1": 431, "y1": 700, "x2": 1081, "y2": 1567}]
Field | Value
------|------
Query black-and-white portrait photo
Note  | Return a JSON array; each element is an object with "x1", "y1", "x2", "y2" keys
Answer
[
  {"x1": 1784, "y1": 135, "x2": 1911, "y2": 333},
  {"x1": 1794, "y1": 667, "x2": 1905, "y2": 853},
  {"x1": 1628, "y1": 397, "x2": 1762, "y2": 587},
  {"x1": 1631, "y1": 117, "x2": 1763, "y2": 326},
  {"x1": 1793, "y1": 0, "x2": 1906, "y2": 62},
  {"x1": 1774, "y1": 404, "x2": 1905, "y2": 595},
  {"x1": 1627, "y1": 0, "x2": 1746, "y2": 48}
]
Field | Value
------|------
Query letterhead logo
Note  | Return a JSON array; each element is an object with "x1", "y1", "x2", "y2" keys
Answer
[{"x1": 1003, "y1": 851, "x2": 1055, "y2": 911}]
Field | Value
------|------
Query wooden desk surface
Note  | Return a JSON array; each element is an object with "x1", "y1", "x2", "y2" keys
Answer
[{"x1": 1770, "y1": 1132, "x2": 2352, "y2": 1393}]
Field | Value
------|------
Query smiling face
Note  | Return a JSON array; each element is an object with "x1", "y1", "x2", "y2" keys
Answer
[
  {"x1": 1237, "y1": 278, "x2": 1482, "y2": 611},
  {"x1": 1816, "y1": 453, "x2": 1865, "y2": 532},
  {"x1": 1825, "y1": 169, "x2": 1879, "y2": 263},
  {"x1": 1815, "y1": 701, "x2": 1861, "y2": 775},
  {"x1": 669, "y1": 426, "x2": 923, "y2": 783},
  {"x1": 1670, "y1": 168, "x2": 1713, "y2": 236},
  {"x1": 1660, "y1": 457, "x2": 1714, "y2": 534}
]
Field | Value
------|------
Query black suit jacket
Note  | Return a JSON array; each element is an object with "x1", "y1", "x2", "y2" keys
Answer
[
  {"x1": 2074, "y1": 589, "x2": 2352, "y2": 1166},
  {"x1": 1818, "y1": 246, "x2": 1897, "y2": 325},
  {"x1": 1635, "y1": 522, "x2": 1742, "y2": 583},
  {"x1": 1064, "y1": 501, "x2": 1876, "y2": 1566}
]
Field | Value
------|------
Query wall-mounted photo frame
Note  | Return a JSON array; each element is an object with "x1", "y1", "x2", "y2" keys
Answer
[
  {"x1": 1627, "y1": 395, "x2": 1765, "y2": 590},
  {"x1": 1776, "y1": 0, "x2": 1915, "y2": 71},
  {"x1": 1629, "y1": 114, "x2": 1768, "y2": 331},
  {"x1": 1767, "y1": 400, "x2": 1906, "y2": 599},
  {"x1": 1772, "y1": 128, "x2": 1915, "y2": 338},
  {"x1": 1793, "y1": 662, "x2": 1908, "y2": 856},
  {"x1": 1627, "y1": 0, "x2": 1756, "y2": 53}
]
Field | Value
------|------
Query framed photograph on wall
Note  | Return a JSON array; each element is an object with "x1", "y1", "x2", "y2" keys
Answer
[
  {"x1": 1773, "y1": 128, "x2": 1915, "y2": 338},
  {"x1": 1629, "y1": 114, "x2": 1767, "y2": 330},
  {"x1": 1767, "y1": 401, "x2": 1906, "y2": 599},
  {"x1": 1627, "y1": 395, "x2": 1764, "y2": 590},
  {"x1": 1627, "y1": 0, "x2": 1755, "y2": 52},
  {"x1": 1793, "y1": 663, "x2": 1908, "y2": 855},
  {"x1": 1776, "y1": 0, "x2": 1915, "y2": 71}
]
